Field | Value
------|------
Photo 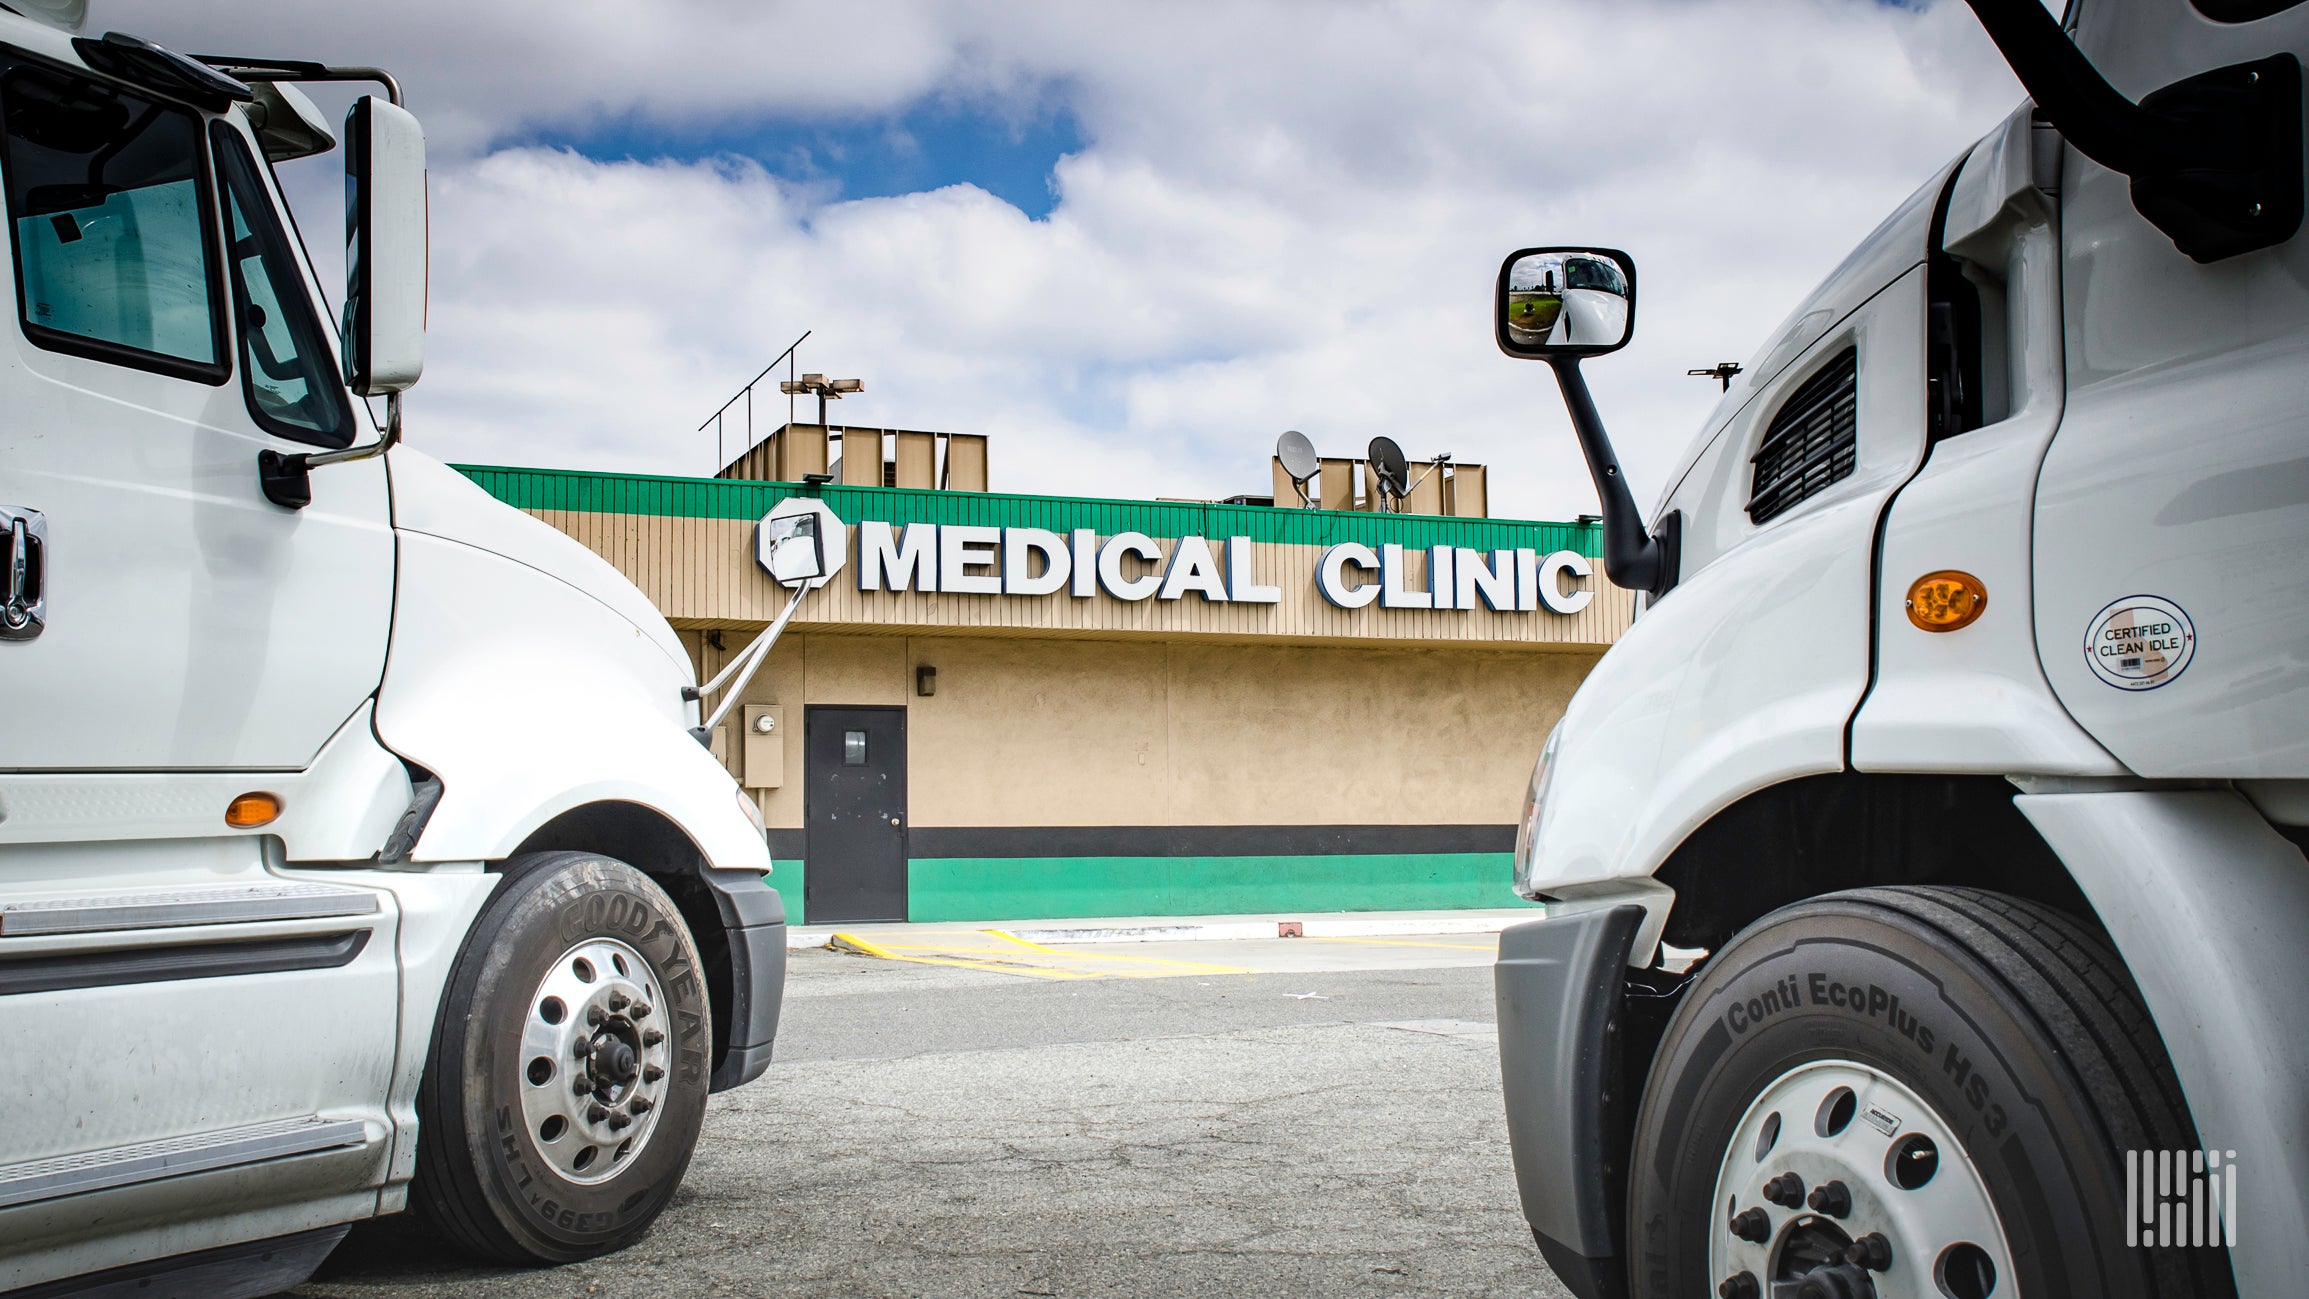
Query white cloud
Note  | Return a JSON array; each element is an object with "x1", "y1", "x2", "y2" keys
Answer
[{"x1": 102, "y1": 0, "x2": 2027, "y2": 517}]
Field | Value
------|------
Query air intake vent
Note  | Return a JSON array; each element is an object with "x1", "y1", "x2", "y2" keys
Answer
[{"x1": 1747, "y1": 347, "x2": 1858, "y2": 525}]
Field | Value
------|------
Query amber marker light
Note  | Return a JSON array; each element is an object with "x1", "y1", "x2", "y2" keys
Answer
[
  {"x1": 1906, "y1": 570, "x2": 1987, "y2": 632},
  {"x1": 225, "y1": 792, "x2": 283, "y2": 828}
]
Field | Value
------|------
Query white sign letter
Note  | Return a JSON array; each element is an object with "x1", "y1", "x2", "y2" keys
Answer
[
  {"x1": 1004, "y1": 527, "x2": 1070, "y2": 596},
  {"x1": 1070, "y1": 529, "x2": 1098, "y2": 598},
  {"x1": 1158, "y1": 535, "x2": 1229, "y2": 602},
  {"x1": 1539, "y1": 549, "x2": 1594, "y2": 614},
  {"x1": 941, "y1": 524, "x2": 1003, "y2": 595},
  {"x1": 1380, "y1": 543, "x2": 1433, "y2": 610},
  {"x1": 1458, "y1": 548, "x2": 1516, "y2": 611},
  {"x1": 1317, "y1": 543, "x2": 1381, "y2": 609},
  {"x1": 1225, "y1": 535, "x2": 1281, "y2": 604},
  {"x1": 1098, "y1": 531, "x2": 1163, "y2": 601},
  {"x1": 858, "y1": 520, "x2": 936, "y2": 593}
]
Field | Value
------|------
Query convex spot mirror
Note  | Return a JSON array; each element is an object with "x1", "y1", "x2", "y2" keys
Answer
[
  {"x1": 1494, "y1": 247, "x2": 1635, "y2": 358},
  {"x1": 756, "y1": 497, "x2": 847, "y2": 590},
  {"x1": 342, "y1": 95, "x2": 425, "y2": 396}
]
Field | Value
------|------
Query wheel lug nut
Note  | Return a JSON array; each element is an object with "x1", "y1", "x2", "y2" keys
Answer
[
  {"x1": 629, "y1": 1095, "x2": 652, "y2": 1114},
  {"x1": 1762, "y1": 1171, "x2": 1805, "y2": 1208},
  {"x1": 642, "y1": 1028, "x2": 664, "y2": 1047},
  {"x1": 573, "y1": 1076, "x2": 592, "y2": 1096},
  {"x1": 586, "y1": 1005, "x2": 605, "y2": 1027},
  {"x1": 587, "y1": 1104, "x2": 608, "y2": 1123},
  {"x1": 573, "y1": 1037, "x2": 593, "y2": 1057},
  {"x1": 1729, "y1": 1207, "x2": 1772, "y2": 1244},
  {"x1": 1807, "y1": 1180, "x2": 1852, "y2": 1218},
  {"x1": 608, "y1": 991, "x2": 629, "y2": 1012},
  {"x1": 630, "y1": 1001, "x2": 652, "y2": 1020},
  {"x1": 643, "y1": 1064, "x2": 664, "y2": 1083},
  {"x1": 1717, "y1": 1272, "x2": 1761, "y2": 1299},
  {"x1": 1843, "y1": 1231, "x2": 1893, "y2": 1271},
  {"x1": 608, "y1": 1110, "x2": 632, "y2": 1130}
]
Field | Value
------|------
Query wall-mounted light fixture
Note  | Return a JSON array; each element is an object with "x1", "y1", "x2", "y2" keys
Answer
[{"x1": 916, "y1": 665, "x2": 937, "y2": 697}]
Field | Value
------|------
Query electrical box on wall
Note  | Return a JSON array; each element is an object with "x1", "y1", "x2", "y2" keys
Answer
[{"x1": 741, "y1": 704, "x2": 785, "y2": 789}]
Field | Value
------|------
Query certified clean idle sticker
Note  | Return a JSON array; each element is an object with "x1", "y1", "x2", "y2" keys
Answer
[{"x1": 2084, "y1": 595, "x2": 2196, "y2": 690}]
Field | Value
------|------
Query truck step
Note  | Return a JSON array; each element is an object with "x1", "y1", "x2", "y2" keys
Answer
[
  {"x1": 0, "y1": 882, "x2": 377, "y2": 936},
  {"x1": 0, "y1": 1116, "x2": 367, "y2": 1209}
]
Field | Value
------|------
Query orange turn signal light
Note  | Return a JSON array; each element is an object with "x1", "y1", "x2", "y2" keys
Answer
[
  {"x1": 1906, "y1": 570, "x2": 1987, "y2": 632},
  {"x1": 225, "y1": 792, "x2": 283, "y2": 828}
]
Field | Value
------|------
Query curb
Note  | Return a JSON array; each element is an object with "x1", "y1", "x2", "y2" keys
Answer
[{"x1": 787, "y1": 911, "x2": 1538, "y2": 950}]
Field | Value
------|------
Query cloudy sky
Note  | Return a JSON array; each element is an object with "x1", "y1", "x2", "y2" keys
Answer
[{"x1": 108, "y1": 0, "x2": 2032, "y2": 519}]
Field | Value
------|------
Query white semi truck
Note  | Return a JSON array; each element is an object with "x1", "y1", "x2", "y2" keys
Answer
[
  {"x1": 0, "y1": 5, "x2": 787, "y2": 1293},
  {"x1": 1492, "y1": 2, "x2": 2306, "y2": 1298}
]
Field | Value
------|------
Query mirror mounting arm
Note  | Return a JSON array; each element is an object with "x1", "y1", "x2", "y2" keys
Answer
[
  {"x1": 255, "y1": 392, "x2": 400, "y2": 509},
  {"x1": 1549, "y1": 356, "x2": 1676, "y2": 598}
]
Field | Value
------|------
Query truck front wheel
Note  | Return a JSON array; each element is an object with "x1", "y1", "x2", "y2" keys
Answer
[
  {"x1": 1627, "y1": 886, "x2": 2233, "y2": 1299},
  {"x1": 412, "y1": 851, "x2": 715, "y2": 1263}
]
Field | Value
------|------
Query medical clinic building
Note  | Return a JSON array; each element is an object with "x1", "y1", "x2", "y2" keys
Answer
[{"x1": 459, "y1": 426, "x2": 1630, "y2": 926}]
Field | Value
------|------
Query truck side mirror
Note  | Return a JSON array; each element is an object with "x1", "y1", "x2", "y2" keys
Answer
[
  {"x1": 1494, "y1": 245, "x2": 1677, "y2": 598},
  {"x1": 1494, "y1": 247, "x2": 1635, "y2": 357},
  {"x1": 342, "y1": 95, "x2": 425, "y2": 395},
  {"x1": 761, "y1": 513, "x2": 826, "y2": 586}
]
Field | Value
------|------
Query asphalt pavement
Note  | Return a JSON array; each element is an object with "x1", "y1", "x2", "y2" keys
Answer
[{"x1": 293, "y1": 932, "x2": 1574, "y2": 1299}]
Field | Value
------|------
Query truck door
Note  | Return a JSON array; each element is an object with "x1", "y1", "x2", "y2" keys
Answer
[
  {"x1": 0, "y1": 52, "x2": 398, "y2": 1255},
  {"x1": 2030, "y1": 7, "x2": 2309, "y2": 777},
  {"x1": 0, "y1": 51, "x2": 393, "y2": 772}
]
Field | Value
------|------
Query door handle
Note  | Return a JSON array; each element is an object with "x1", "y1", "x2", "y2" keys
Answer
[{"x1": 0, "y1": 506, "x2": 44, "y2": 642}]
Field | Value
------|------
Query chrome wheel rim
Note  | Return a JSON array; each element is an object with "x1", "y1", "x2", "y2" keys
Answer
[
  {"x1": 1709, "y1": 1059, "x2": 2016, "y2": 1299},
  {"x1": 516, "y1": 937, "x2": 674, "y2": 1185}
]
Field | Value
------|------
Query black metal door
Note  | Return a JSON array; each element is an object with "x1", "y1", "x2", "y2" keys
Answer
[{"x1": 804, "y1": 706, "x2": 908, "y2": 923}]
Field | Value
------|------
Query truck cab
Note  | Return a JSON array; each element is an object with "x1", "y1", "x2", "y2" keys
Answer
[
  {"x1": 0, "y1": 9, "x2": 785, "y2": 1293},
  {"x1": 1491, "y1": 2, "x2": 2308, "y2": 1297}
]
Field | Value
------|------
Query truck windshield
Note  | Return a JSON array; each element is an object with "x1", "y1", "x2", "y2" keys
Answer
[
  {"x1": 1564, "y1": 258, "x2": 1626, "y2": 296},
  {"x1": 0, "y1": 56, "x2": 224, "y2": 381}
]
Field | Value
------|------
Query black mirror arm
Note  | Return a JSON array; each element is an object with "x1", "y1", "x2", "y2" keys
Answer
[
  {"x1": 1549, "y1": 356, "x2": 1669, "y2": 596},
  {"x1": 1959, "y1": 0, "x2": 2190, "y2": 173},
  {"x1": 1960, "y1": 0, "x2": 2300, "y2": 262}
]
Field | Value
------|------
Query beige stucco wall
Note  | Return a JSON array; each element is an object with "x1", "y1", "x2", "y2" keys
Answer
[{"x1": 694, "y1": 630, "x2": 1597, "y2": 832}]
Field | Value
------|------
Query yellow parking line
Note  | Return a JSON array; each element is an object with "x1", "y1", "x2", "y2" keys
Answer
[
  {"x1": 827, "y1": 932, "x2": 1098, "y2": 980},
  {"x1": 983, "y1": 929, "x2": 1254, "y2": 975}
]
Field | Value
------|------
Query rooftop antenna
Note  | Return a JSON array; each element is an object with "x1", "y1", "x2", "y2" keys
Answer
[
  {"x1": 1404, "y1": 451, "x2": 1453, "y2": 504},
  {"x1": 1367, "y1": 436, "x2": 1410, "y2": 512},
  {"x1": 1688, "y1": 362, "x2": 1742, "y2": 392},
  {"x1": 1275, "y1": 430, "x2": 1319, "y2": 508}
]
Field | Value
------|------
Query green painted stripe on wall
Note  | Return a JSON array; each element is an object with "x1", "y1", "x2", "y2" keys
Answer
[
  {"x1": 452, "y1": 463, "x2": 1604, "y2": 557},
  {"x1": 904, "y1": 853, "x2": 1541, "y2": 923},
  {"x1": 770, "y1": 858, "x2": 805, "y2": 927}
]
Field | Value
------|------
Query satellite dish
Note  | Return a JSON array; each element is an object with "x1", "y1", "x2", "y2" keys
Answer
[
  {"x1": 1276, "y1": 430, "x2": 1319, "y2": 482},
  {"x1": 1368, "y1": 436, "x2": 1410, "y2": 503}
]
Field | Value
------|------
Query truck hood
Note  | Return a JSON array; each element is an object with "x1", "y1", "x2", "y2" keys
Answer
[{"x1": 385, "y1": 448, "x2": 694, "y2": 683}]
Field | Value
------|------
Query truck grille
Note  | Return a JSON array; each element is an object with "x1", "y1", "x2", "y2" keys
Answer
[{"x1": 1747, "y1": 346, "x2": 1858, "y2": 525}]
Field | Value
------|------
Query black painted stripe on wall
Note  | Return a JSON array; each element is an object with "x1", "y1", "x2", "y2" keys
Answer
[{"x1": 766, "y1": 825, "x2": 1514, "y2": 860}]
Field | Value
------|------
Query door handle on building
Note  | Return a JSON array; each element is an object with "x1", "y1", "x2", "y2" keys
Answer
[{"x1": 0, "y1": 506, "x2": 44, "y2": 642}]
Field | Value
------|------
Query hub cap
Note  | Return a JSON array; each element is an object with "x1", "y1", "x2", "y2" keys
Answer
[
  {"x1": 1710, "y1": 1060, "x2": 2015, "y2": 1299},
  {"x1": 517, "y1": 937, "x2": 674, "y2": 1184}
]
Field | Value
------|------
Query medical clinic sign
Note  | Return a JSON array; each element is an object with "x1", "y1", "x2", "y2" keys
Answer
[{"x1": 841, "y1": 521, "x2": 1597, "y2": 615}]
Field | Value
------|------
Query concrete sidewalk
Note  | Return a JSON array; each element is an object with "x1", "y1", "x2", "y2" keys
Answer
[{"x1": 786, "y1": 906, "x2": 1544, "y2": 950}]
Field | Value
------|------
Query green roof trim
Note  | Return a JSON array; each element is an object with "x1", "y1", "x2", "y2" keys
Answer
[{"x1": 451, "y1": 463, "x2": 1604, "y2": 556}]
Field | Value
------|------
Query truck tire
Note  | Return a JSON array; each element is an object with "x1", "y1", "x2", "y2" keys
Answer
[
  {"x1": 411, "y1": 851, "x2": 715, "y2": 1264},
  {"x1": 1627, "y1": 886, "x2": 2233, "y2": 1299}
]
